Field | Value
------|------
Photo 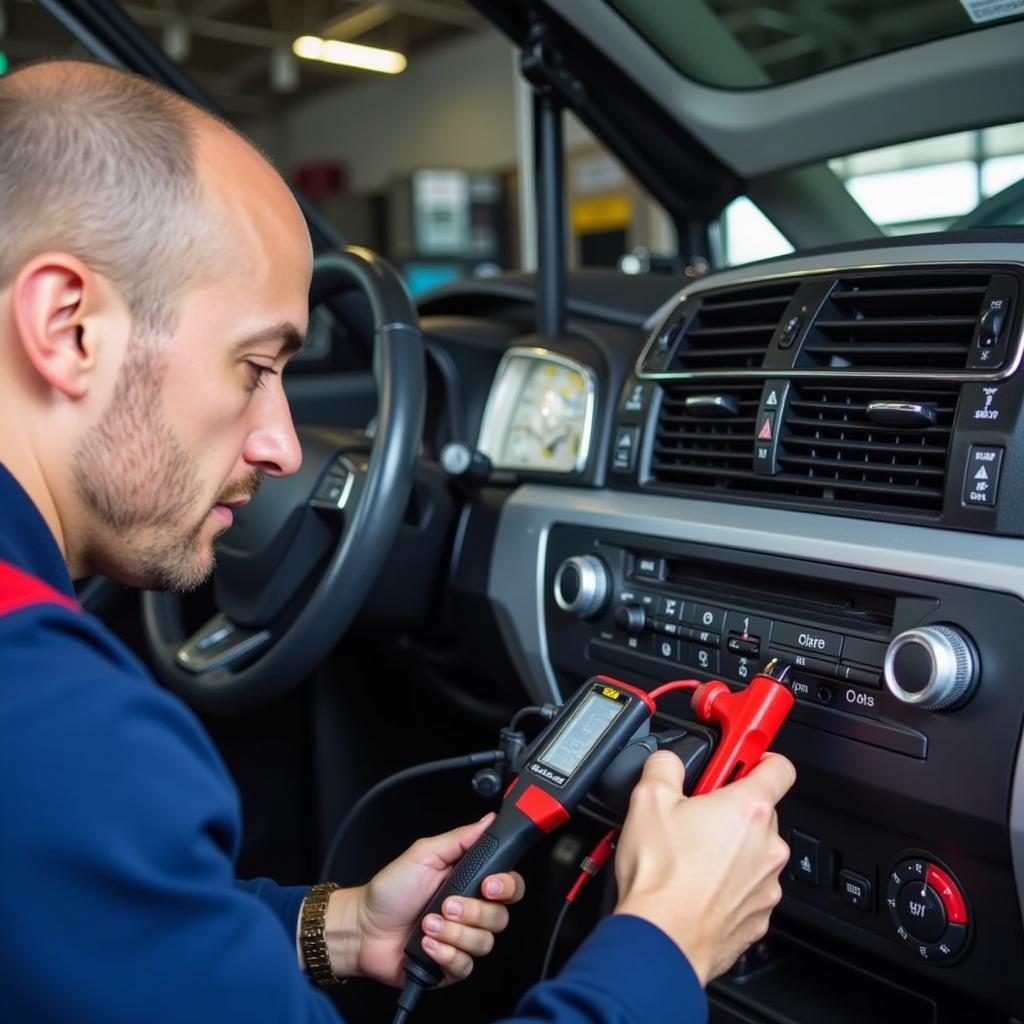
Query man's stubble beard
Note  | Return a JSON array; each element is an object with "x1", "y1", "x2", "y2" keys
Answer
[{"x1": 71, "y1": 335, "x2": 217, "y2": 593}]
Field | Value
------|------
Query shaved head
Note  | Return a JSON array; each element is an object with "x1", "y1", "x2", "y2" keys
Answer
[{"x1": 0, "y1": 61, "x2": 227, "y2": 332}]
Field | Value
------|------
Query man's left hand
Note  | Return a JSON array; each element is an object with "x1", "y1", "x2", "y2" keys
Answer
[{"x1": 325, "y1": 813, "x2": 526, "y2": 987}]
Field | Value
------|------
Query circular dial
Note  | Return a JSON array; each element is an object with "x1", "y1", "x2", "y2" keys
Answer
[
  {"x1": 883, "y1": 625, "x2": 978, "y2": 710},
  {"x1": 501, "y1": 361, "x2": 590, "y2": 472},
  {"x1": 554, "y1": 556, "x2": 610, "y2": 618},
  {"x1": 887, "y1": 857, "x2": 969, "y2": 963}
]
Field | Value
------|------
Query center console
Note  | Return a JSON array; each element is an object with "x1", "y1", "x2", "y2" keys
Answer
[{"x1": 488, "y1": 486, "x2": 1024, "y2": 1019}]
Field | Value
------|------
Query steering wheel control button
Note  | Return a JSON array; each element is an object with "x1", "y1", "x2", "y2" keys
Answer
[
  {"x1": 884, "y1": 625, "x2": 978, "y2": 709},
  {"x1": 963, "y1": 445, "x2": 1003, "y2": 507},
  {"x1": 926, "y1": 864, "x2": 968, "y2": 925},
  {"x1": 311, "y1": 459, "x2": 355, "y2": 510},
  {"x1": 788, "y1": 830, "x2": 821, "y2": 886},
  {"x1": 554, "y1": 556, "x2": 610, "y2": 618},
  {"x1": 839, "y1": 870, "x2": 873, "y2": 911},
  {"x1": 887, "y1": 857, "x2": 969, "y2": 963},
  {"x1": 897, "y1": 882, "x2": 946, "y2": 943},
  {"x1": 772, "y1": 621, "x2": 843, "y2": 659}
]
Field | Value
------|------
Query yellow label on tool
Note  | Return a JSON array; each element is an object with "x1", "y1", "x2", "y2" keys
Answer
[{"x1": 601, "y1": 686, "x2": 621, "y2": 700}]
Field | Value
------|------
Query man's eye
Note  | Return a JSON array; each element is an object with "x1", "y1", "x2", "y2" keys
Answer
[{"x1": 246, "y1": 362, "x2": 279, "y2": 390}]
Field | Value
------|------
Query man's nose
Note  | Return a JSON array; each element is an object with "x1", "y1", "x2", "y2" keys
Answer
[{"x1": 244, "y1": 387, "x2": 303, "y2": 477}]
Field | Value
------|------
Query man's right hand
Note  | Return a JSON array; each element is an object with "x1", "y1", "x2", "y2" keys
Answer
[{"x1": 613, "y1": 750, "x2": 795, "y2": 986}]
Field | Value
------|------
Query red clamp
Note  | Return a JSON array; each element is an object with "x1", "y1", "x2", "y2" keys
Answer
[{"x1": 690, "y1": 673, "x2": 795, "y2": 796}]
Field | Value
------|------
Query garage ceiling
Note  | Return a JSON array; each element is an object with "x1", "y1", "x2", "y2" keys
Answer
[{"x1": 3, "y1": 0, "x2": 484, "y2": 115}]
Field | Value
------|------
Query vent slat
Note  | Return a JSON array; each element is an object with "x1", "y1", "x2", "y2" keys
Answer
[
  {"x1": 783, "y1": 436, "x2": 949, "y2": 456},
  {"x1": 813, "y1": 317, "x2": 977, "y2": 329},
  {"x1": 776, "y1": 454, "x2": 946, "y2": 479},
  {"x1": 799, "y1": 270, "x2": 989, "y2": 372},
  {"x1": 685, "y1": 324, "x2": 779, "y2": 338}
]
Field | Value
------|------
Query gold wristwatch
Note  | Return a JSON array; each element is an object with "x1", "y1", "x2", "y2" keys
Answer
[{"x1": 300, "y1": 882, "x2": 342, "y2": 986}]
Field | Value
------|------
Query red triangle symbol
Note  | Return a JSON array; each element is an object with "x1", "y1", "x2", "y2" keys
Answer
[{"x1": 758, "y1": 415, "x2": 773, "y2": 441}]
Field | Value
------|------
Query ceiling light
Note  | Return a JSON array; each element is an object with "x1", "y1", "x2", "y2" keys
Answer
[{"x1": 292, "y1": 35, "x2": 407, "y2": 74}]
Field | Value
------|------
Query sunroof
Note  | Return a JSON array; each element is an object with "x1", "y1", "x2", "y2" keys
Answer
[{"x1": 605, "y1": 0, "x2": 1024, "y2": 89}]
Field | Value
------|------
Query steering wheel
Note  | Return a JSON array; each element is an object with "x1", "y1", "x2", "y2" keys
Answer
[{"x1": 142, "y1": 247, "x2": 425, "y2": 713}]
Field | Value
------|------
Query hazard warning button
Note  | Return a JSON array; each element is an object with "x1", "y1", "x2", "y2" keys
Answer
[{"x1": 963, "y1": 445, "x2": 1003, "y2": 508}]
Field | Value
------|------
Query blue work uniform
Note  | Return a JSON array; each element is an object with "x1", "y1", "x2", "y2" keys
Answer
[{"x1": 0, "y1": 462, "x2": 706, "y2": 1023}]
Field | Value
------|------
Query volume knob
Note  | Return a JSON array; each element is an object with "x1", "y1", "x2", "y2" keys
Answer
[
  {"x1": 883, "y1": 625, "x2": 978, "y2": 710},
  {"x1": 553, "y1": 555, "x2": 610, "y2": 619}
]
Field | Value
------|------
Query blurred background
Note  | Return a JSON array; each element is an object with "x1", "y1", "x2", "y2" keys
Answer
[{"x1": 7, "y1": 0, "x2": 1024, "y2": 292}]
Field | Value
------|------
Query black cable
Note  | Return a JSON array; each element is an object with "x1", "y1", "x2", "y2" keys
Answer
[
  {"x1": 510, "y1": 702, "x2": 559, "y2": 732},
  {"x1": 540, "y1": 899, "x2": 573, "y2": 982},
  {"x1": 319, "y1": 750, "x2": 503, "y2": 882}
]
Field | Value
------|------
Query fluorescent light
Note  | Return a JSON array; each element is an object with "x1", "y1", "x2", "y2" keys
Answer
[{"x1": 292, "y1": 35, "x2": 407, "y2": 74}]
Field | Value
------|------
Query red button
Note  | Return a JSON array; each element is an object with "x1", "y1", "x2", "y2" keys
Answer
[
  {"x1": 926, "y1": 864, "x2": 968, "y2": 925},
  {"x1": 515, "y1": 784, "x2": 570, "y2": 833}
]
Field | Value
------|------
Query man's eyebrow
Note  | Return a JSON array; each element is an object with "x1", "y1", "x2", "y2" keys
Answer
[{"x1": 236, "y1": 323, "x2": 305, "y2": 358}]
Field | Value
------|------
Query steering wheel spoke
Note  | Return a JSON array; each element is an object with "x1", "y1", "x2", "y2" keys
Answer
[{"x1": 175, "y1": 612, "x2": 272, "y2": 676}]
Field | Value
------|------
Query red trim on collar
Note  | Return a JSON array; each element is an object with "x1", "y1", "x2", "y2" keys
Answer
[{"x1": 0, "y1": 559, "x2": 80, "y2": 617}]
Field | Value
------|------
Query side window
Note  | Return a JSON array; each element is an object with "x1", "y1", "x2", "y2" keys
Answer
[
  {"x1": 712, "y1": 197, "x2": 794, "y2": 267},
  {"x1": 830, "y1": 122, "x2": 1024, "y2": 232}
]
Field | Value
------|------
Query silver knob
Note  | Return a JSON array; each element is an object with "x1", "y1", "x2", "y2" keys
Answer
[
  {"x1": 554, "y1": 555, "x2": 610, "y2": 618},
  {"x1": 883, "y1": 625, "x2": 978, "y2": 710}
]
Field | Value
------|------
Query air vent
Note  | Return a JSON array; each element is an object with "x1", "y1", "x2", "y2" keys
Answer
[
  {"x1": 801, "y1": 272, "x2": 990, "y2": 371},
  {"x1": 664, "y1": 280, "x2": 800, "y2": 372},
  {"x1": 776, "y1": 383, "x2": 960, "y2": 511},
  {"x1": 650, "y1": 381, "x2": 763, "y2": 486}
]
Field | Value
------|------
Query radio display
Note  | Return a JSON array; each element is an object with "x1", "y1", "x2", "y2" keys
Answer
[{"x1": 537, "y1": 691, "x2": 624, "y2": 778}]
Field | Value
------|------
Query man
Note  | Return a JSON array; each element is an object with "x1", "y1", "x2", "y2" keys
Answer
[{"x1": 0, "y1": 61, "x2": 794, "y2": 1023}]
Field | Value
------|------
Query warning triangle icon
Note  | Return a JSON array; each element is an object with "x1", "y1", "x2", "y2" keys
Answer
[
  {"x1": 766, "y1": 390, "x2": 779, "y2": 407},
  {"x1": 975, "y1": 465, "x2": 989, "y2": 480},
  {"x1": 758, "y1": 415, "x2": 773, "y2": 441}
]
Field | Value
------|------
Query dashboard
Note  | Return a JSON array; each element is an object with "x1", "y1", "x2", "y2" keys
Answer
[{"x1": 419, "y1": 238, "x2": 1024, "y2": 1021}]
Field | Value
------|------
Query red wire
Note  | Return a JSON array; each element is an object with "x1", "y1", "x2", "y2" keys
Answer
[{"x1": 649, "y1": 678, "x2": 701, "y2": 701}]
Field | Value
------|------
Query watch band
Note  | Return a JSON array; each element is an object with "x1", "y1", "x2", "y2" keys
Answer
[{"x1": 300, "y1": 882, "x2": 342, "y2": 986}]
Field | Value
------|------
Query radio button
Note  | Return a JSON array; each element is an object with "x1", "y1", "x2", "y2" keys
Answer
[
  {"x1": 683, "y1": 642, "x2": 719, "y2": 674},
  {"x1": 838, "y1": 663, "x2": 882, "y2": 689},
  {"x1": 686, "y1": 604, "x2": 726, "y2": 631},
  {"x1": 768, "y1": 648, "x2": 836, "y2": 678},
  {"x1": 651, "y1": 636, "x2": 680, "y2": 662},
  {"x1": 772, "y1": 621, "x2": 843, "y2": 659},
  {"x1": 727, "y1": 636, "x2": 760, "y2": 657},
  {"x1": 842, "y1": 636, "x2": 887, "y2": 669},
  {"x1": 658, "y1": 595, "x2": 685, "y2": 620},
  {"x1": 724, "y1": 612, "x2": 773, "y2": 645},
  {"x1": 722, "y1": 652, "x2": 756, "y2": 684},
  {"x1": 685, "y1": 626, "x2": 721, "y2": 647},
  {"x1": 634, "y1": 556, "x2": 666, "y2": 581},
  {"x1": 839, "y1": 870, "x2": 873, "y2": 911}
]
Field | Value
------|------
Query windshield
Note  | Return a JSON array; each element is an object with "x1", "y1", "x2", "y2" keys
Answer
[{"x1": 606, "y1": 0, "x2": 1024, "y2": 88}]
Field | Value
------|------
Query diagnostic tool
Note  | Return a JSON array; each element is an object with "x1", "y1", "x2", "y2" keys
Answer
[{"x1": 398, "y1": 678, "x2": 655, "y2": 1001}]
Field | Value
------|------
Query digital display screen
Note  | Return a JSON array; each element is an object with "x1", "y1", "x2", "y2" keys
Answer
[{"x1": 537, "y1": 692, "x2": 623, "y2": 778}]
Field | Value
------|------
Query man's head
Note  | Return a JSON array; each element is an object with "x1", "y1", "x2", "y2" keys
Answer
[{"x1": 0, "y1": 61, "x2": 311, "y2": 590}]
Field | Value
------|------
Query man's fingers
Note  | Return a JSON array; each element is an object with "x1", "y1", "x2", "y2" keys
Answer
[
  {"x1": 412, "y1": 812, "x2": 497, "y2": 869},
  {"x1": 421, "y1": 936, "x2": 474, "y2": 983},
  {"x1": 441, "y1": 894, "x2": 511, "y2": 934},
  {"x1": 422, "y1": 915, "x2": 497, "y2": 957},
  {"x1": 637, "y1": 750, "x2": 686, "y2": 791},
  {"x1": 731, "y1": 752, "x2": 796, "y2": 805},
  {"x1": 475, "y1": 871, "x2": 526, "y2": 905}
]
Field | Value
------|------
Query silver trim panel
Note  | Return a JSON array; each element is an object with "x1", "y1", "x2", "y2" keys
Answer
[
  {"x1": 635, "y1": 251, "x2": 1024, "y2": 383},
  {"x1": 487, "y1": 484, "x2": 1024, "y2": 931},
  {"x1": 477, "y1": 346, "x2": 598, "y2": 475}
]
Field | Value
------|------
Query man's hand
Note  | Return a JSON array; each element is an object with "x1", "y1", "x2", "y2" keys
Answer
[
  {"x1": 613, "y1": 750, "x2": 795, "y2": 986},
  {"x1": 325, "y1": 813, "x2": 525, "y2": 988}
]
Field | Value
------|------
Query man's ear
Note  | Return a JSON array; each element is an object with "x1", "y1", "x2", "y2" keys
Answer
[{"x1": 11, "y1": 253, "x2": 124, "y2": 400}]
